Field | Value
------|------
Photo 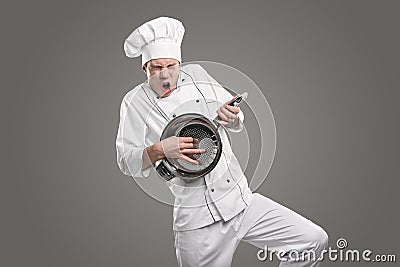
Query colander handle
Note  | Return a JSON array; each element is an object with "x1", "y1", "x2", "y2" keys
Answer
[
  {"x1": 156, "y1": 162, "x2": 175, "y2": 181},
  {"x1": 229, "y1": 92, "x2": 248, "y2": 107}
]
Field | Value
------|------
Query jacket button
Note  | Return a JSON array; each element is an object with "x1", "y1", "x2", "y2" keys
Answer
[
  {"x1": 172, "y1": 114, "x2": 176, "y2": 118},
  {"x1": 211, "y1": 188, "x2": 214, "y2": 192},
  {"x1": 227, "y1": 179, "x2": 230, "y2": 183},
  {"x1": 196, "y1": 99, "x2": 200, "y2": 103}
]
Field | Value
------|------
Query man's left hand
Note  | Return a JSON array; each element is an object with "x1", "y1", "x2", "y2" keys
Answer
[{"x1": 215, "y1": 97, "x2": 240, "y2": 127}]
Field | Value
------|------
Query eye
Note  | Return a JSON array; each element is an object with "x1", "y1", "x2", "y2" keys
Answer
[{"x1": 151, "y1": 66, "x2": 162, "y2": 71}]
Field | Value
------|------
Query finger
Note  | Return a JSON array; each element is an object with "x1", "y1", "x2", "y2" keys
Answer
[
  {"x1": 217, "y1": 109, "x2": 229, "y2": 121},
  {"x1": 221, "y1": 106, "x2": 237, "y2": 119},
  {"x1": 181, "y1": 154, "x2": 200, "y2": 165},
  {"x1": 180, "y1": 137, "x2": 194, "y2": 143},
  {"x1": 225, "y1": 105, "x2": 240, "y2": 114},
  {"x1": 181, "y1": 148, "x2": 206, "y2": 154},
  {"x1": 179, "y1": 142, "x2": 195, "y2": 149},
  {"x1": 215, "y1": 119, "x2": 229, "y2": 126}
]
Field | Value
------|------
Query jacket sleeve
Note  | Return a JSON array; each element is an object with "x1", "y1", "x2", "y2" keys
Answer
[{"x1": 115, "y1": 94, "x2": 152, "y2": 178}]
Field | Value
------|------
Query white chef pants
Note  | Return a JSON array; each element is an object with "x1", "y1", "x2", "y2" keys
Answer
[{"x1": 174, "y1": 193, "x2": 328, "y2": 267}]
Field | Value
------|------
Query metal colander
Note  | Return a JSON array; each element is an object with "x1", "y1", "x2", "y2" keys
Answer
[
  {"x1": 156, "y1": 93, "x2": 247, "y2": 180},
  {"x1": 156, "y1": 113, "x2": 222, "y2": 180},
  {"x1": 176, "y1": 123, "x2": 219, "y2": 171}
]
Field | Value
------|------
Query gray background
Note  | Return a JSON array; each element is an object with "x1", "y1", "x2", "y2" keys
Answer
[{"x1": 2, "y1": 0, "x2": 399, "y2": 266}]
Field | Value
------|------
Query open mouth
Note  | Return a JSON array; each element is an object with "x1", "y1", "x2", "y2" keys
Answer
[
  {"x1": 161, "y1": 82, "x2": 176, "y2": 97},
  {"x1": 163, "y1": 82, "x2": 171, "y2": 90}
]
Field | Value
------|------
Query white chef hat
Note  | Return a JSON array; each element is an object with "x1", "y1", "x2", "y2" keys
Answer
[{"x1": 124, "y1": 17, "x2": 185, "y2": 67}]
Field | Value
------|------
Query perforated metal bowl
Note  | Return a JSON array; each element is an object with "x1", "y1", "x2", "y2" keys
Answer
[{"x1": 156, "y1": 113, "x2": 222, "y2": 180}]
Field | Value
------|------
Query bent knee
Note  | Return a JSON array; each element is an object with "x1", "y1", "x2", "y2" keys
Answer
[
  {"x1": 317, "y1": 227, "x2": 329, "y2": 248},
  {"x1": 296, "y1": 221, "x2": 329, "y2": 252},
  {"x1": 306, "y1": 225, "x2": 329, "y2": 250}
]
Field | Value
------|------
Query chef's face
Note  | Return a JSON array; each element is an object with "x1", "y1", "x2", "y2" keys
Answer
[{"x1": 144, "y1": 58, "x2": 180, "y2": 98}]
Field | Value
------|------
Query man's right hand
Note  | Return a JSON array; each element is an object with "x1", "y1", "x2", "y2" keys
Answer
[
  {"x1": 159, "y1": 136, "x2": 205, "y2": 165},
  {"x1": 143, "y1": 136, "x2": 206, "y2": 170}
]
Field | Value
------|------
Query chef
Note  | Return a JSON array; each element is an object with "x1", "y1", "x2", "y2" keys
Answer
[{"x1": 116, "y1": 16, "x2": 328, "y2": 267}]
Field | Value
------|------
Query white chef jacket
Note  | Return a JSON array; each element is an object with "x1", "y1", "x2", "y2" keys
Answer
[{"x1": 116, "y1": 64, "x2": 253, "y2": 231}]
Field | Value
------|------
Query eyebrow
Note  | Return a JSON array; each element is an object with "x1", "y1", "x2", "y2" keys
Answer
[
  {"x1": 150, "y1": 63, "x2": 176, "y2": 67},
  {"x1": 150, "y1": 62, "x2": 178, "y2": 67}
]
